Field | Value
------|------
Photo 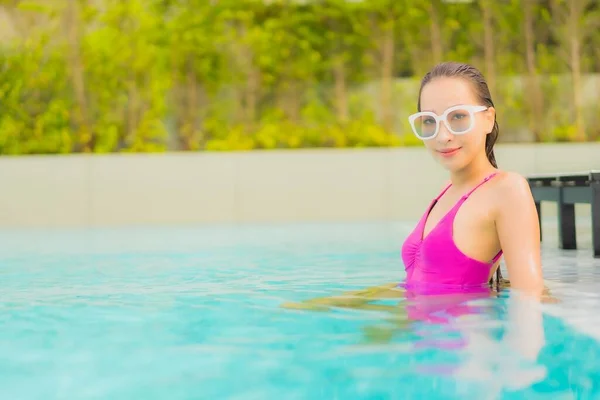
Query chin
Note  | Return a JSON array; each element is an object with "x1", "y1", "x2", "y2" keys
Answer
[
  {"x1": 436, "y1": 154, "x2": 468, "y2": 172},
  {"x1": 440, "y1": 163, "x2": 463, "y2": 173}
]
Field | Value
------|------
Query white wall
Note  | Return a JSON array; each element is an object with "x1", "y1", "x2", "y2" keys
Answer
[{"x1": 0, "y1": 143, "x2": 598, "y2": 228}]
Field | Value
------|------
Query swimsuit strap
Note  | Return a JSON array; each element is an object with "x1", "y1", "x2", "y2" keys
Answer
[
  {"x1": 427, "y1": 171, "x2": 500, "y2": 222},
  {"x1": 434, "y1": 182, "x2": 453, "y2": 201},
  {"x1": 491, "y1": 249, "x2": 503, "y2": 263},
  {"x1": 462, "y1": 171, "x2": 499, "y2": 200}
]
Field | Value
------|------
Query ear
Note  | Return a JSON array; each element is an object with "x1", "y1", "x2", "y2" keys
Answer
[{"x1": 485, "y1": 106, "x2": 496, "y2": 134}]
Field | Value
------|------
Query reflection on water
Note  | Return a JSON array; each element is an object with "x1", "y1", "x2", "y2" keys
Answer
[
  {"x1": 285, "y1": 279, "x2": 552, "y2": 394},
  {"x1": 0, "y1": 222, "x2": 599, "y2": 399}
]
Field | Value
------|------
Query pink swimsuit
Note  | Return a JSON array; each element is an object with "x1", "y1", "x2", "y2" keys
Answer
[{"x1": 400, "y1": 172, "x2": 503, "y2": 291}]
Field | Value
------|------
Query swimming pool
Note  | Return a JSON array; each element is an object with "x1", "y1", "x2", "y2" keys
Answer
[{"x1": 1, "y1": 221, "x2": 600, "y2": 399}]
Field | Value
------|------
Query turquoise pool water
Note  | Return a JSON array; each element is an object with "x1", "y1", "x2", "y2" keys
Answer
[{"x1": 1, "y1": 222, "x2": 600, "y2": 399}]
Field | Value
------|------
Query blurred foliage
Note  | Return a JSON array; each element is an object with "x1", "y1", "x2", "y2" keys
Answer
[{"x1": 0, "y1": 0, "x2": 599, "y2": 154}]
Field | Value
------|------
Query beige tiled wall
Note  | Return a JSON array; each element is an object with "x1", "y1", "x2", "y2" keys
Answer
[{"x1": 0, "y1": 143, "x2": 598, "y2": 228}]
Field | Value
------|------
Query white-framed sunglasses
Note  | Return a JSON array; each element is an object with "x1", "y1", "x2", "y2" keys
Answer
[{"x1": 408, "y1": 104, "x2": 488, "y2": 140}]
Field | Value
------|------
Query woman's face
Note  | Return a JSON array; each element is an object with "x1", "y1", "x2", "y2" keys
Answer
[{"x1": 416, "y1": 77, "x2": 495, "y2": 172}]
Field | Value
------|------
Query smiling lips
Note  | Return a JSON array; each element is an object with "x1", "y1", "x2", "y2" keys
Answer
[{"x1": 437, "y1": 147, "x2": 461, "y2": 157}]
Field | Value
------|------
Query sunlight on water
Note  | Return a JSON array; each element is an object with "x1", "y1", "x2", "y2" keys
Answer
[{"x1": 0, "y1": 222, "x2": 599, "y2": 399}]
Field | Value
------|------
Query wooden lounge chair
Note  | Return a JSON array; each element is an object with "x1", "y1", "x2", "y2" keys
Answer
[{"x1": 527, "y1": 170, "x2": 600, "y2": 258}]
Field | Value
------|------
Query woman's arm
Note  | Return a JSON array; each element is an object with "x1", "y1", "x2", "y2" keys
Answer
[
  {"x1": 494, "y1": 173, "x2": 545, "y2": 297},
  {"x1": 280, "y1": 282, "x2": 404, "y2": 311}
]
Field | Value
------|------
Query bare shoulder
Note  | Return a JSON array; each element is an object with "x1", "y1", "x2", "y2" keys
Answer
[
  {"x1": 490, "y1": 170, "x2": 534, "y2": 212},
  {"x1": 493, "y1": 169, "x2": 530, "y2": 186}
]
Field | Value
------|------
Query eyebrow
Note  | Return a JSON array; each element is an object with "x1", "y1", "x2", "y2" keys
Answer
[{"x1": 422, "y1": 104, "x2": 465, "y2": 113}]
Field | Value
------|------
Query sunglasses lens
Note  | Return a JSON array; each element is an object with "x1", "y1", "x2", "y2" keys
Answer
[
  {"x1": 446, "y1": 108, "x2": 473, "y2": 133},
  {"x1": 412, "y1": 114, "x2": 437, "y2": 138}
]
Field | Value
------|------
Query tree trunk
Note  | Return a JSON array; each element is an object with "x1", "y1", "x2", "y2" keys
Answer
[
  {"x1": 428, "y1": 1, "x2": 443, "y2": 65},
  {"x1": 66, "y1": 0, "x2": 93, "y2": 152},
  {"x1": 278, "y1": 80, "x2": 301, "y2": 123},
  {"x1": 126, "y1": 74, "x2": 138, "y2": 148},
  {"x1": 523, "y1": 0, "x2": 543, "y2": 142},
  {"x1": 229, "y1": 21, "x2": 259, "y2": 128},
  {"x1": 481, "y1": 0, "x2": 496, "y2": 96},
  {"x1": 333, "y1": 55, "x2": 348, "y2": 123},
  {"x1": 245, "y1": 64, "x2": 259, "y2": 127},
  {"x1": 380, "y1": 20, "x2": 394, "y2": 132},
  {"x1": 183, "y1": 57, "x2": 199, "y2": 150},
  {"x1": 569, "y1": 0, "x2": 585, "y2": 141}
]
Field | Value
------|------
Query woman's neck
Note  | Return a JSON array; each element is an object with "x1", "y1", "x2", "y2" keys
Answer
[{"x1": 449, "y1": 155, "x2": 496, "y2": 189}]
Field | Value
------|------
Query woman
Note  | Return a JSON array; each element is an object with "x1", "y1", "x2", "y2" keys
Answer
[
  {"x1": 401, "y1": 61, "x2": 544, "y2": 296},
  {"x1": 283, "y1": 62, "x2": 546, "y2": 315}
]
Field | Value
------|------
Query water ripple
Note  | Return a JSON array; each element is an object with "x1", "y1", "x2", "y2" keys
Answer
[{"x1": 0, "y1": 222, "x2": 600, "y2": 399}]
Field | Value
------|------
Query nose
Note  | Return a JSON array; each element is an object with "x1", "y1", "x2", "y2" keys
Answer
[{"x1": 436, "y1": 121, "x2": 453, "y2": 143}]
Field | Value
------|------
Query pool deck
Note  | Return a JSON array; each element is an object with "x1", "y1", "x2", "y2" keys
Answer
[
  {"x1": 537, "y1": 218, "x2": 600, "y2": 340},
  {"x1": 539, "y1": 216, "x2": 599, "y2": 282}
]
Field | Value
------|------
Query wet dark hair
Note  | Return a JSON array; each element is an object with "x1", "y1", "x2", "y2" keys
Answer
[
  {"x1": 417, "y1": 61, "x2": 499, "y2": 168},
  {"x1": 418, "y1": 62, "x2": 503, "y2": 287}
]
